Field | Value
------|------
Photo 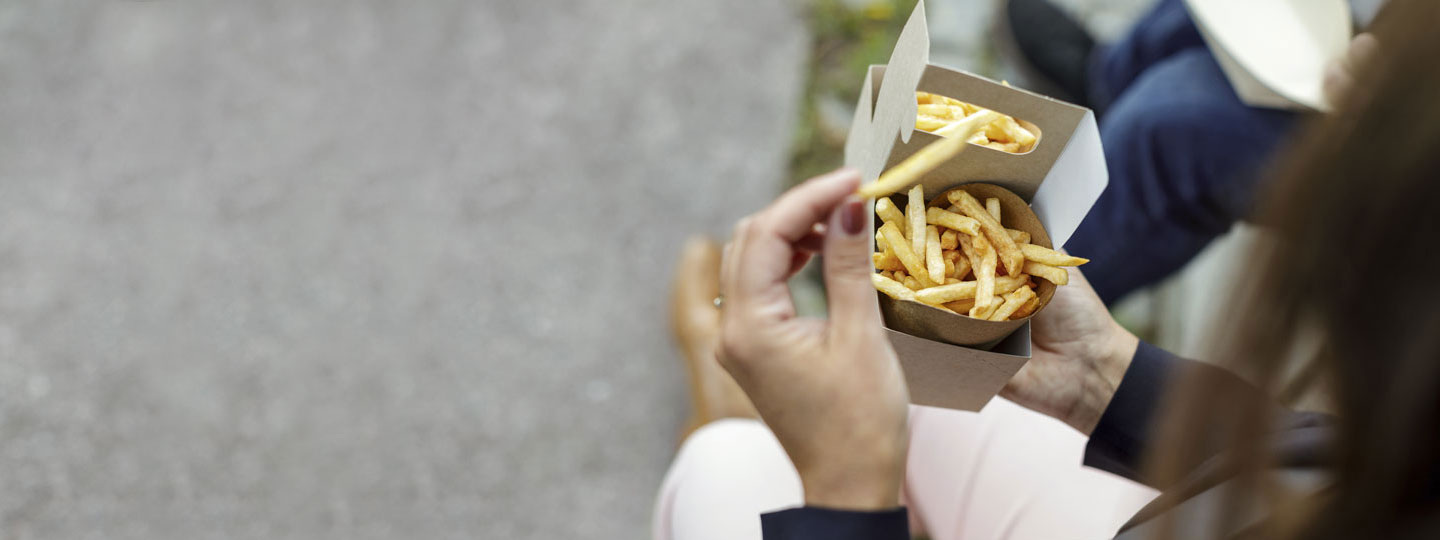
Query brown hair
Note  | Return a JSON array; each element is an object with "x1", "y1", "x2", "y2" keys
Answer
[{"x1": 1148, "y1": 0, "x2": 1440, "y2": 537}]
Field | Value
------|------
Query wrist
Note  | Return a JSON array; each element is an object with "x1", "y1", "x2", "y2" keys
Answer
[
  {"x1": 1071, "y1": 324, "x2": 1138, "y2": 435},
  {"x1": 799, "y1": 447, "x2": 906, "y2": 510}
]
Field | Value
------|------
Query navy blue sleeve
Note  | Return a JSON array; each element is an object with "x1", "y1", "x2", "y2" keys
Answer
[
  {"x1": 1083, "y1": 341, "x2": 1333, "y2": 486},
  {"x1": 1083, "y1": 340, "x2": 1180, "y2": 483},
  {"x1": 761, "y1": 506, "x2": 909, "y2": 540}
]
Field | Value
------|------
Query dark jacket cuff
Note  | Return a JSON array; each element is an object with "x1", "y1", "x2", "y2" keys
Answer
[
  {"x1": 761, "y1": 506, "x2": 909, "y2": 540},
  {"x1": 1083, "y1": 340, "x2": 1180, "y2": 483}
]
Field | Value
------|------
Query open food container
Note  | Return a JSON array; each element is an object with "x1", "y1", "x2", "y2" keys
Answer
[{"x1": 846, "y1": 0, "x2": 1108, "y2": 411}]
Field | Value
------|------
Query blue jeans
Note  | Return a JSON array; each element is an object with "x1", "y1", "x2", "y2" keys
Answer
[{"x1": 1064, "y1": 0, "x2": 1297, "y2": 304}]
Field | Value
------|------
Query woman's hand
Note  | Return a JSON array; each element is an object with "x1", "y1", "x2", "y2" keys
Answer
[
  {"x1": 1000, "y1": 267, "x2": 1138, "y2": 435},
  {"x1": 717, "y1": 168, "x2": 910, "y2": 511}
]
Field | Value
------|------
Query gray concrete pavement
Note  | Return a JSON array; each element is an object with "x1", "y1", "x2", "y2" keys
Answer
[
  {"x1": 0, "y1": 1, "x2": 805, "y2": 538},
  {"x1": 0, "y1": 0, "x2": 1159, "y2": 538}
]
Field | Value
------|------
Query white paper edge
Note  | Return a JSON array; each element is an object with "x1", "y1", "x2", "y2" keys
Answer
[
  {"x1": 1029, "y1": 110, "x2": 1106, "y2": 249},
  {"x1": 1185, "y1": 0, "x2": 1351, "y2": 111}
]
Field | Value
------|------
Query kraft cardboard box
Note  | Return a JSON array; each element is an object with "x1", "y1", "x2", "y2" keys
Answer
[{"x1": 845, "y1": 0, "x2": 1108, "y2": 411}]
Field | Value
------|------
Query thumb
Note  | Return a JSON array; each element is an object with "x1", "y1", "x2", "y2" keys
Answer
[{"x1": 823, "y1": 195, "x2": 884, "y2": 333}]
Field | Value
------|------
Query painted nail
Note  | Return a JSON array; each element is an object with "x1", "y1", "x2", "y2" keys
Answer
[{"x1": 840, "y1": 198, "x2": 865, "y2": 235}]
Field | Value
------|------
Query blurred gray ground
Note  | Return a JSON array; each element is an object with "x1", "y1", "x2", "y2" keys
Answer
[
  {"x1": 0, "y1": 1, "x2": 805, "y2": 538},
  {"x1": 0, "y1": 0, "x2": 1150, "y2": 538}
]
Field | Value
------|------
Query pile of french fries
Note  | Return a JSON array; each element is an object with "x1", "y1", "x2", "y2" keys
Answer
[
  {"x1": 871, "y1": 184, "x2": 1087, "y2": 321},
  {"x1": 915, "y1": 91, "x2": 1037, "y2": 154}
]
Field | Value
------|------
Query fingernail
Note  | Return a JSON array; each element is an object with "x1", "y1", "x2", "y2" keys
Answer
[{"x1": 840, "y1": 198, "x2": 865, "y2": 235}]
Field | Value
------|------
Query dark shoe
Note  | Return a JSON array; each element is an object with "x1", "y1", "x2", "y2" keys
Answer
[{"x1": 998, "y1": 0, "x2": 1096, "y2": 105}]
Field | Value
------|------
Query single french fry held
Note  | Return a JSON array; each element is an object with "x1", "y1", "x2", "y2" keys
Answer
[{"x1": 856, "y1": 110, "x2": 1002, "y2": 199}]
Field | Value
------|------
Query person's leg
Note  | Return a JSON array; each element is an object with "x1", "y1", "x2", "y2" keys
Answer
[
  {"x1": 903, "y1": 400, "x2": 1159, "y2": 540},
  {"x1": 1067, "y1": 49, "x2": 1296, "y2": 304},
  {"x1": 1087, "y1": 0, "x2": 1207, "y2": 116},
  {"x1": 652, "y1": 419, "x2": 802, "y2": 540}
]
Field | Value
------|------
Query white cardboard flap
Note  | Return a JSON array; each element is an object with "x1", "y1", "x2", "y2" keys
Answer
[
  {"x1": 1186, "y1": 0, "x2": 1352, "y2": 111},
  {"x1": 1031, "y1": 110, "x2": 1105, "y2": 249},
  {"x1": 844, "y1": 1, "x2": 930, "y2": 182}
]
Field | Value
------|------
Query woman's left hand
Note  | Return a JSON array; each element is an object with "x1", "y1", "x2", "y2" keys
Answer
[{"x1": 716, "y1": 168, "x2": 911, "y2": 511}]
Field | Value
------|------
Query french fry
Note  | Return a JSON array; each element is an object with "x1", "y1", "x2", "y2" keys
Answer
[
  {"x1": 907, "y1": 185, "x2": 927, "y2": 268},
  {"x1": 872, "y1": 273, "x2": 915, "y2": 301},
  {"x1": 971, "y1": 233, "x2": 997, "y2": 309},
  {"x1": 925, "y1": 207, "x2": 982, "y2": 236},
  {"x1": 945, "y1": 298, "x2": 976, "y2": 312},
  {"x1": 877, "y1": 234, "x2": 889, "y2": 252},
  {"x1": 945, "y1": 277, "x2": 961, "y2": 285},
  {"x1": 857, "y1": 110, "x2": 1002, "y2": 199},
  {"x1": 917, "y1": 104, "x2": 954, "y2": 118},
  {"x1": 878, "y1": 222, "x2": 933, "y2": 287},
  {"x1": 940, "y1": 229, "x2": 958, "y2": 250},
  {"x1": 916, "y1": 92, "x2": 1036, "y2": 154},
  {"x1": 913, "y1": 275, "x2": 1030, "y2": 304},
  {"x1": 925, "y1": 226, "x2": 944, "y2": 284},
  {"x1": 1018, "y1": 244, "x2": 1090, "y2": 266},
  {"x1": 876, "y1": 197, "x2": 907, "y2": 234},
  {"x1": 1024, "y1": 261, "x2": 1070, "y2": 285},
  {"x1": 1010, "y1": 294, "x2": 1042, "y2": 319},
  {"x1": 902, "y1": 276, "x2": 921, "y2": 290},
  {"x1": 970, "y1": 296, "x2": 1002, "y2": 319},
  {"x1": 873, "y1": 251, "x2": 905, "y2": 272},
  {"x1": 988, "y1": 285, "x2": 1037, "y2": 321},
  {"x1": 949, "y1": 190, "x2": 1024, "y2": 277},
  {"x1": 915, "y1": 116, "x2": 950, "y2": 132},
  {"x1": 986, "y1": 198, "x2": 1001, "y2": 221},
  {"x1": 943, "y1": 257, "x2": 955, "y2": 279},
  {"x1": 1007, "y1": 229, "x2": 1031, "y2": 244},
  {"x1": 953, "y1": 252, "x2": 971, "y2": 281}
]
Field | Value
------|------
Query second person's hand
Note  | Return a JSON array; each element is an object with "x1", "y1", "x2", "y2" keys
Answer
[{"x1": 1001, "y1": 266, "x2": 1138, "y2": 435}]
